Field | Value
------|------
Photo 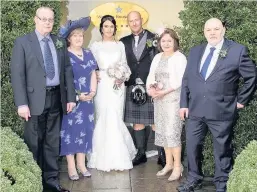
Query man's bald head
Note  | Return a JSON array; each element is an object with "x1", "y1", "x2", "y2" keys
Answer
[
  {"x1": 204, "y1": 18, "x2": 224, "y2": 29},
  {"x1": 127, "y1": 11, "x2": 143, "y2": 35},
  {"x1": 127, "y1": 11, "x2": 141, "y2": 20},
  {"x1": 204, "y1": 18, "x2": 225, "y2": 46}
]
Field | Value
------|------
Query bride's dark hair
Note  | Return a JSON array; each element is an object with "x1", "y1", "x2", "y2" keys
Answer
[{"x1": 99, "y1": 15, "x2": 117, "y2": 36}]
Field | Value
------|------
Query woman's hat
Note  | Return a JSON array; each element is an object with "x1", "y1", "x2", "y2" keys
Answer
[{"x1": 59, "y1": 17, "x2": 91, "y2": 39}]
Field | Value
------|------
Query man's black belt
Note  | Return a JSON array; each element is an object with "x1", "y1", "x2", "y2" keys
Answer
[{"x1": 46, "y1": 85, "x2": 60, "y2": 91}]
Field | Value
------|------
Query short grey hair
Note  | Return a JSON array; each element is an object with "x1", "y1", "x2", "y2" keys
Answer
[{"x1": 36, "y1": 6, "x2": 54, "y2": 16}]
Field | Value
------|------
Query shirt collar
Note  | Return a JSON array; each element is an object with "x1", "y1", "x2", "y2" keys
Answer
[
  {"x1": 35, "y1": 29, "x2": 51, "y2": 42},
  {"x1": 132, "y1": 29, "x2": 145, "y2": 38},
  {"x1": 206, "y1": 38, "x2": 224, "y2": 51}
]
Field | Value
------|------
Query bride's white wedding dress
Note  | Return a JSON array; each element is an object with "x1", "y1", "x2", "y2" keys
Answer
[{"x1": 87, "y1": 41, "x2": 136, "y2": 171}]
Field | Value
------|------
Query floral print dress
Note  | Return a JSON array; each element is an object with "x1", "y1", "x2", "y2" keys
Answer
[{"x1": 60, "y1": 49, "x2": 98, "y2": 156}]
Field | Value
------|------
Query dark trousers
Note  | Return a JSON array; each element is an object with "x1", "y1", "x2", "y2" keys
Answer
[
  {"x1": 24, "y1": 89, "x2": 61, "y2": 187},
  {"x1": 186, "y1": 116, "x2": 235, "y2": 191}
]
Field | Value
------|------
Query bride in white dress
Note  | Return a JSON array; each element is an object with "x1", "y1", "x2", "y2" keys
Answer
[{"x1": 87, "y1": 15, "x2": 136, "y2": 171}]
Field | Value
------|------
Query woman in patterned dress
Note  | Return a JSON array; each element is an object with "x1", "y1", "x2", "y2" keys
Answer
[
  {"x1": 146, "y1": 28, "x2": 187, "y2": 181},
  {"x1": 59, "y1": 17, "x2": 98, "y2": 180}
]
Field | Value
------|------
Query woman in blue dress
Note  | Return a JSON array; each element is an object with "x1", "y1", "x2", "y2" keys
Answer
[{"x1": 59, "y1": 17, "x2": 97, "y2": 180}]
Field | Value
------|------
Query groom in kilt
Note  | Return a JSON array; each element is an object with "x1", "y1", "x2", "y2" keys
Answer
[{"x1": 120, "y1": 11, "x2": 166, "y2": 166}]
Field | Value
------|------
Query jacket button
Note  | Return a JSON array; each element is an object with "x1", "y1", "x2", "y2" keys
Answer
[{"x1": 137, "y1": 61, "x2": 140, "y2": 64}]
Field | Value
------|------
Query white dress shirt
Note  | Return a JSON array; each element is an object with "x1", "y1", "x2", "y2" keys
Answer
[
  {"x1": 134, "y1": 35, "x2": 139, "y2": 48},
  {"x1": 200, "y1": 38, "x2": 224, "y2": 79}
]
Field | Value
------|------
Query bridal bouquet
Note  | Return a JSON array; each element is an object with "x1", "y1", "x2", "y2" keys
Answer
[{"x1": 107, "y1": 61, "x2": 131, "y2": 90}]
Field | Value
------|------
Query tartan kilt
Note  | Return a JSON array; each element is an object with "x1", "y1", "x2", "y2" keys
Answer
[{"x1": 124, "y1": 85, "x2": 154, "y2": 125}]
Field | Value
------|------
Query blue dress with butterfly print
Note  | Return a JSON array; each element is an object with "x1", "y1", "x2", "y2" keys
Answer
[{"x1": 60, "y1": 48, "x2": 98, "y2": 156}]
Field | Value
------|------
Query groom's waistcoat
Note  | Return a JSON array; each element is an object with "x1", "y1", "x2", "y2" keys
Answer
[{"x1": 120, "y1": 30, "x2": 157, "y2": 86}]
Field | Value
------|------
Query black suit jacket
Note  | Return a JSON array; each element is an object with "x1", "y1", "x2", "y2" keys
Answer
[
  {"x1": 11, "y1": 31, "x2": 76, "y2": 115},
  {"x1": 180, "y1": 39, "x2": 256, "y2": 121},
  {"x1": 120, "y1": 30, "x2": 158, "y2": 86}
]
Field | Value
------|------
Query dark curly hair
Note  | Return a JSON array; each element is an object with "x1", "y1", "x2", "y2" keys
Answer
[{"x1": 99, "y1": 15, "x2": 117, "y2": 36}]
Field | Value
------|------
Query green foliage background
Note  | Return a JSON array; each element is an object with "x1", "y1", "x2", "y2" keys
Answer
[
  {"x1": 227, "y1": 140, "x2": 257, "y2": 192},
  {"x1": 177, "y1": 1, "x2": 257, "y2": 176},
  {"x1": 0, "y1": 127, "x2": 43, "y2": 192}
]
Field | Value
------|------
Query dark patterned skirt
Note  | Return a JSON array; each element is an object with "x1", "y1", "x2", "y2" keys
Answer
[{"x1": 124, "y1": 85, "x2": 154, "y2": 125}]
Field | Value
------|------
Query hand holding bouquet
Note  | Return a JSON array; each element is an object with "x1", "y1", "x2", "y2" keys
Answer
[
  {"x1": 150, "y1": 81, "x2": 164, "y2": 91},
  {"x1": 107, "y1": 61, "x2": 131, "y2": 90}
]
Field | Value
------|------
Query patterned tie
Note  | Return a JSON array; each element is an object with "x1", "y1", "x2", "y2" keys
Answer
[
  {"x1": 42, "y1": 37, "x2": 55, "y2": 80},
  {"x1": 200, "y1": 47, "x2": 216, "y2": 79}
]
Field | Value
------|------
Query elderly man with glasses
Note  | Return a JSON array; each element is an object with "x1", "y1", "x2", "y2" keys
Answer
[{"x1": 10, "y1": 6, "x2": 76, "y2": 192}]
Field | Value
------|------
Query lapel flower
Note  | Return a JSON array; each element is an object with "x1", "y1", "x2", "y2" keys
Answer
[
  {"x1": 55, "y1": 39, "x2": 64, "y2": 49},
  {"x1": 146, "y1": 35, "x2": 159, "y2": 48},
  {"x1": 219, "y1": 48, "x2": 228, "y2": 59}
]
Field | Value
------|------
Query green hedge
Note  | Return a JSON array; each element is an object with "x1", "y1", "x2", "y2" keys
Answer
[
  {"x1": 1, "y1": 1, "x2": 64, "y2": 136},
  {"x1": 177, "y1": 1, "x2": 257, "y2": 175},
  {"x1": 0, "y1": 127, "x2": 42, "y2": 192},
  {"x1": 227, "y1": 140, "x2": 257, "y2": 192}
]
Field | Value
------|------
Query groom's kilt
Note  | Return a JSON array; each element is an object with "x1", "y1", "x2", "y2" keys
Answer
[{"x1": 124, "y1": 85, "x2": 154, "y2": 125}]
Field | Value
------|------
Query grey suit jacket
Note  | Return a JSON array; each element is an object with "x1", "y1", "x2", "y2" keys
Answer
[
  {"x1": 180, "y1": 39, "x2": 256, "y2": 121},
  {"x1": 11, "y1": 31, "x2": 76, "y2": 115}
]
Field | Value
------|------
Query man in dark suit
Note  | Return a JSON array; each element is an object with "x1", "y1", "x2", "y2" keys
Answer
[
  {"x1": 177, "y1": 18, "x2": 256, "y2": 192},
  {"x1": 120, "y1": 11, "x2": 165, "y2": 166},
  {"x1": 11, "y1": 7, "x2": 76, "y2": 192}
]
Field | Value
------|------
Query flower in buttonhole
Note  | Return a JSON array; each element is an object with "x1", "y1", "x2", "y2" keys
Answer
[{"x1": 219, "y1": 48, "x2": 228, "y2": 59}]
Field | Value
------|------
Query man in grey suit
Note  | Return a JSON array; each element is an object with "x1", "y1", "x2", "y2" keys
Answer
[
  {"x1": 11, "y1": 7, "x2": 76, "y2": 192},
  {"x1": 177, "y1": 18, "x2": 256, "y2": 192}
]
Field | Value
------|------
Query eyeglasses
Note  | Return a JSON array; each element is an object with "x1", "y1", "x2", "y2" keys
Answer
[{"x1": 36, "y1": 15, "x2": 54, "y2": 23}]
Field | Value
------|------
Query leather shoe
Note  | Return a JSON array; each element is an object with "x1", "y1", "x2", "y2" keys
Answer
[
  {"x1": 157, "y1": 147, "x2": 166, "y2": 168},
  {"x1": 176, "y1": 180, "x2": 202, "y2": 192},
  {"x1": 48, "y1": 185, "x2": 71, "y2": 192},
  {"x1": 132, "y1": 152, "x2": 147, "y2": 166},
  {"x1": 157, "y1": 156, "x2": 166, "y2": 168}
]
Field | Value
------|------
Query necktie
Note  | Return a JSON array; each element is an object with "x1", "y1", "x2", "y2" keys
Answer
[
  {"x1": 42, "y1": 37, "x2": 55, "y2": 80},
  {"x1": 200, "y1": 47, "x2": 216, "y2": 79},
  {"x1": 134, "y1": 35, "x2": 139, "y2": 48}
]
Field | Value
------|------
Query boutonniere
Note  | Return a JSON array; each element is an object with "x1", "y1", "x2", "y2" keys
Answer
[
  {"x1": 146, "y1": 39, "x2": 158, "y2": 48},
  {"x1": 146, "y1": 33, "x2": 160, "y2": 48},
  {"x1": 55, "y1": 39, "x2": 64, "y2": 49},
  {"x1": 219, "y1": 48, "x2": 228, "y2": 59}
]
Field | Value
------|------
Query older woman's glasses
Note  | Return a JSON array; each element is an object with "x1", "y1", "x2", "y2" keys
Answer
[{"x1": 36, "y1": 15, "x2": 54, "y2": 23}]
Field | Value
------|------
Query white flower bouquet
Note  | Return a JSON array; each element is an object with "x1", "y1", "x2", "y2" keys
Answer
[{"x1": 107, "y1": 61, "x2": 131, "y2": 90}]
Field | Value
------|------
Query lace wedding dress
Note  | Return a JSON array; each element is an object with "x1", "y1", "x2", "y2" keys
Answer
[{"x1": 87, "y1": 41, "x2": 136, "y2": 171}]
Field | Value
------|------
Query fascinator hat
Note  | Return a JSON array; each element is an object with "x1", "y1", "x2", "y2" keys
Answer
[{"x1": 59, "y1": 16, "x2": 91, "y2": 39}]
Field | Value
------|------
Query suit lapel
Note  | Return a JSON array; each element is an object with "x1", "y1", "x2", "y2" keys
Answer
[
  {"x1": 139, "y1": 30, "x2": 151, "y2": 61},
  {"x1": 29, "y1": 32, "x2": 45, "y2": 71},
  {"x1": 207, "y1": 39, "x2": 230, "y2": 80},
  {"x1": 196, "y1": 43, "x2": 207, "y2": 81},
  {"x1": 50, "y1": 34, "x2": 61, "y2": 75}
]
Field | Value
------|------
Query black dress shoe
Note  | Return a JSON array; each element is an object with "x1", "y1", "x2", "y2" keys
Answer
[
  {"x1": 176, "y1": 180, "x2": 202, "y2": 192},
  {"x1": 132, "y1": 152, "x2": 147, "y2": 166},
  {"x1": 48, "y1": 185, "x2": 71, "y2": 192},
  {"x1": 157, "y1": 157, "x2": 166, "y2": 168},
  {"x1": 157, "y1": 147, "x2": 166, "y2": 168}
]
